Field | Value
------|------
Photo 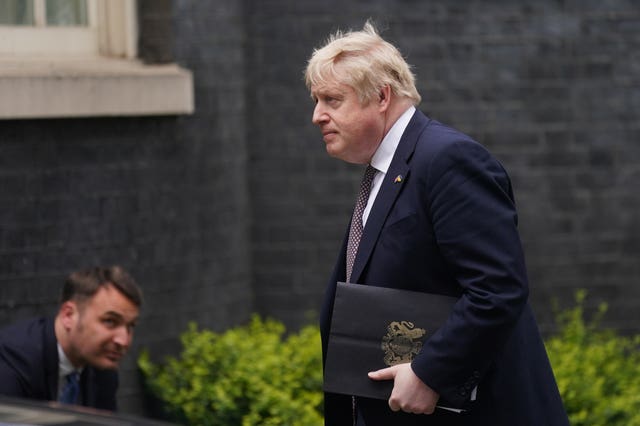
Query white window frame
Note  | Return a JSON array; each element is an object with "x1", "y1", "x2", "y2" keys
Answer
[
  {"x1": 97, "y1": 0, "x2": 137, "y2": 58},
  {"x1": 0, "y1": 0, "x2": 194, "y2": 119},
  {"x1": 0, "y1": 0, "x2": 135, "y2": 57}
]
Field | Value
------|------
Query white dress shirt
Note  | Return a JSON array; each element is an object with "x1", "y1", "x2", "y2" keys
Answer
[
  {"x1": 57, "y1": 343, "x2": 82, "y2": 398},
  {"x1": 362, "y1": 106, "x2": 416, "y2": 226}
]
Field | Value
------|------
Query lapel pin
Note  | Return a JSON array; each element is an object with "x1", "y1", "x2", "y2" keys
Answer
[{"x1": 394, "y1": 175, "x2": 403, "y2": 184}]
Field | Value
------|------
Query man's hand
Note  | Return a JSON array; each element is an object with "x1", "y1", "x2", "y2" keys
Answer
[{"x1": 368, "y1": 363, "x2": 440, "y2": 414}]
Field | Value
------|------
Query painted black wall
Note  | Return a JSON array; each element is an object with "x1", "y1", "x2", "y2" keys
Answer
[
  {"x1": 1, "y1": 0, "x2": 638, "y2": 417},
  {"x1": 246, "y1": 0, "x2": 640, "y2": 333}
]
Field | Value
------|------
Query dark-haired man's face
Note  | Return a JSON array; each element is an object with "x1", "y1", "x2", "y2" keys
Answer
[{"x1": 62, "y1": 284, "x2": 139, "y2": 370}]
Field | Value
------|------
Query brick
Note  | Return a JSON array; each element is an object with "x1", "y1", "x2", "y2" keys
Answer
[{"x1": 1, "y1": 0, "x2": 640, "y2": 418}]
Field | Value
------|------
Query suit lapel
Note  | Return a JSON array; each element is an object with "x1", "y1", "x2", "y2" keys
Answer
[
  {"x1": 44, "y1": 317, "x2": 59, "y2": 400},
  {"x1": 350, "y1": 110, "x2": 430, "y2": 283},
  {"x1": 80, "y1": 367, "x2": 95, "y2": 407}
]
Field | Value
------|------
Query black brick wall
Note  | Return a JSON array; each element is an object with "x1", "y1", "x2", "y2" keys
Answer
[
  {"x1": 1, "y1": 0, "x2": 638, "y2": 417},
  {"x1": 246, "y1": 0, "x2": 640, "y2": 335}
]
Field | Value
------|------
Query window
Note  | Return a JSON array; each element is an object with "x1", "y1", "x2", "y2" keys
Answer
[
  {"x1": 0, "y1": 0, "x2": 135, "y2": 57},
  {"x1": 0, "y1": 0, "x2": 193, "y2": 119},
  {"x1": 0, "y1": 0, "x2": 89, "y2": 25}
]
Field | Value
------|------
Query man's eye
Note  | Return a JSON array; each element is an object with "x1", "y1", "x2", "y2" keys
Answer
[
  {"x1": 325, "y1": 96, "x2": 341, "y2": 106},
  {"x1": 103, "y1": 318, "x2": 117, "y2": 327}
]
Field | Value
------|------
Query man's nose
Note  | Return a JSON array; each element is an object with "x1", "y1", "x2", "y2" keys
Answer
[
  {"x1": 312, "y1": 103, "x2": 327, "y2": 125},
  {"x1": 113, "y1": 326, "x2": 132, "y2": 347}
]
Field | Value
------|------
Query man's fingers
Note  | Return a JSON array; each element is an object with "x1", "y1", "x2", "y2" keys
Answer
[
  {"x1": 368, "y1": 365, "x2": 398, "y2": 381},
  {"x1": 388, "y1": 396, "x2": 434, "y2": 415},
  {"x1": 388, "y1": 397, "x2": 401, "y2": 412}
]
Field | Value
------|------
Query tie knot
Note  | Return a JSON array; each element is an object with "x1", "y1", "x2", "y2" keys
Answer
[
  {"x1": 359, "y1": 165, "x2": 376, "y2": 194},
  {"x1": 60, "y1": 371, "x2": 80, "y2": 404},
  {"x1": 66, "y1": 371, "x2": 79, "y2": 384},
  {"x1": 364, "y1": 164, "x2": 376, "y2": 182}
]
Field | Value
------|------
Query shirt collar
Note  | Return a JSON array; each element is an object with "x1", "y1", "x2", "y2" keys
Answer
[
  {"x1": 58, "y1": 343, "x2": 82, "y2": 377},
  {"x1": 370, "y1": 106, "x2": 415, "y2": 173}
]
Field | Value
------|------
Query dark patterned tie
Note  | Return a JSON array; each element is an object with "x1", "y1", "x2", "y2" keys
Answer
[
  {"x1": 346, "y1": 165, "x2": 377, "y2": 282},
  {"x1": 59, "y1": 371, "x2": 80, "y2": 404}
]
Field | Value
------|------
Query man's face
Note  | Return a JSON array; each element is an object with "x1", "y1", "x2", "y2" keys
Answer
[
  {"x1": 311, "y1": 81, "x2": 386, "y2": 164},
  {"x1": 63, "y1": 285, "x2": 139, "y2": 370}
]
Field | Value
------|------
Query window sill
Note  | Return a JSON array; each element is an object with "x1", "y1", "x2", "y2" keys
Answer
[{"x1": 0, "y1": 57, "x2": 194, "y2": 119}]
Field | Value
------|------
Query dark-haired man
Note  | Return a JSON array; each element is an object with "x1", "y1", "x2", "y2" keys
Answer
[{"x1": 0, "y1": 266, "x2": 142, "y2": 411}]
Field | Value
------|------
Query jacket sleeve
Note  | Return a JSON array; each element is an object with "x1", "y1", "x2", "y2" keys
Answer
[
  {"x1": 410, "y1": 137, "x2": 529, "y2": 407},
  {"x1": 0, "y1": 336, "x2": 37, "y2": 398}
]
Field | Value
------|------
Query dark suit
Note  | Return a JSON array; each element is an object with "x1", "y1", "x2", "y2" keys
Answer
[
  {"x1": 0, "y1": 317, "x2": 118, "y2": 411},
  {"x1": 321, "y1": 110, "x2": 569, "y2": 425}
]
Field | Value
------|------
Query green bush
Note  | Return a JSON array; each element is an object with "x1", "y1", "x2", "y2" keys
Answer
[
  {"x1": 139, "y1": 293, "x2": 640, "y2": 426},
  {"x1": 138, "y1": 315, "x2": 324, "y2": 426},
  {"x1": 545, "y1": 290, "x2": 640, "y2": 426}
]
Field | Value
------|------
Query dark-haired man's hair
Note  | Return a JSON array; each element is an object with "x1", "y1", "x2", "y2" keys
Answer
[{"x1": 61, "y1": 266, "x2": 143, "y2": 307}]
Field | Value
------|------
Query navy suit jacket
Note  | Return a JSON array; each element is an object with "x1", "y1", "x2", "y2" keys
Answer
[
  {"x1": 0, "y1": 317, "x2": 118, "y2": 411},
  {"x1": 320, "y1": 110, "x2": 569, "y2": 426}
]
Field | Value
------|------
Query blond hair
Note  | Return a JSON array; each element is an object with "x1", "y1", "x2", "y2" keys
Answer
[{"x1": 305, "y1": 21, "x2": 421, "y2": 106}]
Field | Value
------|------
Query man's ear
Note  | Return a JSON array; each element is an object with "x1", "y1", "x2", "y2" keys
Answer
[
  {"x1": 59, "y1": 301, "x2": 78, "y2": 330},
  {"x1": 378, "y1": 85, "x2": 391, "y2": 111}
]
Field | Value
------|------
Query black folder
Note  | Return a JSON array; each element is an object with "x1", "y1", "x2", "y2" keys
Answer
[{"x1": 324, "y1": 282, "x2": 458, "y2": 400}]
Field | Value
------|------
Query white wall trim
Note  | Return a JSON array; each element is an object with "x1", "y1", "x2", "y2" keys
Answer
[
  {"x1": 98, "y1": 0, "x2": 137, "y2": 58},
  {"x1": 0, "y1": 57, "x2": 194, "y2": 119}
]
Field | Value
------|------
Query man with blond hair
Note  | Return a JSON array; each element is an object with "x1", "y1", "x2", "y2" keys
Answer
[{"x1": 306, "y1": 22, "x2": 569, "y2": 426}]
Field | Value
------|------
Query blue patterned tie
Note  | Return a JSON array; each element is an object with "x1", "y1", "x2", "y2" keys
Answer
[
  {"x1": 59, "y1": 371, "x2": 80, "y2": 404},
  {"x1": 346, "y1": 165, "x2": 377, "y2": 282}
]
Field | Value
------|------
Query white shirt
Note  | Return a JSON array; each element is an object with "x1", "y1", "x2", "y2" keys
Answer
[
  {"x1": 363, "y1": 106, "x2": 416, "y2": 225},
  {"x1": 57, "y1": 343, "x2": 82, "y2": 398}
]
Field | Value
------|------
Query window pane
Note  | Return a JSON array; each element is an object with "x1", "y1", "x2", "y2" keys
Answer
[
  {"x1": 46, "y1": 0, "x2": 87, "y2": 26},
  {"x1": 0, "y1": 0, "x2": 34, "y2": 25}
]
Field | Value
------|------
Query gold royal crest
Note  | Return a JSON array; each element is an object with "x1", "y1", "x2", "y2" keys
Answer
[{"x1": 381, "y1": 321, "x2": 427, "y2": 366}]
